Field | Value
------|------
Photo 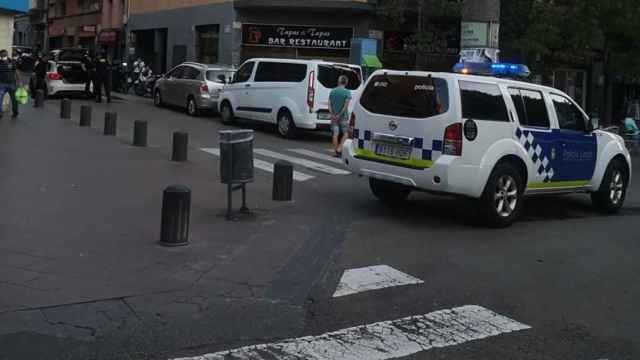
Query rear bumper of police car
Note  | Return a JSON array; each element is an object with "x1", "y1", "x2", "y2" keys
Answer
[{"x1": 343, "y1": 139, "x2": 486, "y2": 199}]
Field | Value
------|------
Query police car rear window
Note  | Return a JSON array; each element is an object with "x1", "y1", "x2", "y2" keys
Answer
[{"x1": 360, "y1": 75, "x2": 449, "y2": 119}]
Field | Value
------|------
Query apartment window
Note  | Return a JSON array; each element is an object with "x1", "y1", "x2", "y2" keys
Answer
[{"x1": 196, "y1": 25, "x2": 219, "y2": 64}]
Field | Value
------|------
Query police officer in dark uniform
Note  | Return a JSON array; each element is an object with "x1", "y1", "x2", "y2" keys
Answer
[
  {"x1": 94, "y1": 51, "x2": 111, "y2": 103},
  {"x1": 82, "y1": 51, "x2": 95, "y2": 98}
]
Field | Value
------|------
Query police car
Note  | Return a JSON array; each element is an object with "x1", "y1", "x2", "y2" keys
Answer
[{"x1": 343, "y1": 63, "x2": 632, "y2": 227}]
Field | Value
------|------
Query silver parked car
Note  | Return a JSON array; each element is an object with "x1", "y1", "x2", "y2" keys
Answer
[{"x1": 153, "y1": 62, "x2": 235, "y2": 116}]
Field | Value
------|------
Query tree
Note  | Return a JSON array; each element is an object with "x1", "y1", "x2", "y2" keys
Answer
[{"x1": 377, "y1": 0, "x2": 464, "y2": 54}]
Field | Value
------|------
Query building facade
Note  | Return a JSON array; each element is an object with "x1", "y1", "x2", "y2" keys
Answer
[
  {"x1": 127, "y1": 0, "x2": 375, "y2": 73},
  {"x1": 0, "y1": 0, "x2": 29, "y2": 51},
  {"x1": 13, "y1": 0, "x2": 47, "y2": 51},
  {"x1": 47, "y1": 0, "x2": 125, "y2": 56}
]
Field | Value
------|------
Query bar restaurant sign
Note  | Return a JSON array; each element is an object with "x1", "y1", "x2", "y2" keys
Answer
[{"x1": 242, "y1": 24, "x2": 353, "y2": 50}]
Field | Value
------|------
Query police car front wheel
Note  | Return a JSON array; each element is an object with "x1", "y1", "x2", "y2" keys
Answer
[
  {"x1": 369, "y1": 178, "x2": 411, "y2": 205},
  {"x1": 591, "y1": 159, "x2": 628, "y2": 214},
  {"x1": 481, "y1": 163, "x2": 524, "y2": 227}
]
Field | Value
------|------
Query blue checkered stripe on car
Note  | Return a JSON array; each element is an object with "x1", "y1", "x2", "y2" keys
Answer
[
  {"x1": 515, "y1": 127, "x2": 554, "y2": 182},
  {"x1": 352, "y1": 128, "x2": 443, "y2": 162}
]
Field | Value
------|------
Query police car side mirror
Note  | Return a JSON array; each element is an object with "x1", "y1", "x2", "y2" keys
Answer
[{"x1": 588, "y1": 117, "x2": 599, "y2": 132}]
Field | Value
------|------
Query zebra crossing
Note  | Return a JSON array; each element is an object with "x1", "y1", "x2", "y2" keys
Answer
[{"x1": 200, "y1": 147, "x2": 351, "y2": 182}]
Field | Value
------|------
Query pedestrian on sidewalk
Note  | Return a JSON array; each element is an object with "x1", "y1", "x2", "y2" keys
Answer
[
  {"x1": 0, "y1": 49, "x2": 20, "y2": 119},
  {"x1": 94, "y1": 51, "x2": 112, "y2": 103},
  {"x1": 329, "y1": 75, "x2": 352, "y2": 157},
  {"x1": 82, "y1": 51, "x2": 95, "y2": 99},
  {"x1": 33, "y1": 53, "x2": 48, "y2": 97}
]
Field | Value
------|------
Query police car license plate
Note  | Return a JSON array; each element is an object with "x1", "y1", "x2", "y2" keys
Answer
[{"x1": 375, "y1": 143, "x2": 411, "y2": 160}]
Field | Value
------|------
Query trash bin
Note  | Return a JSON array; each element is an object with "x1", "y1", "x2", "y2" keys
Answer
[{"x1": 220, "y1": 129, "x2": 254, "y2": 184}]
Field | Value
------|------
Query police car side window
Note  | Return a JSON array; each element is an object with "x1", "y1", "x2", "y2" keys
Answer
[
  {"x1": 460, "y1": 81, "x2": 509, "y2": 122},
  {"x1": 509, "y1": 88, "x2": 550, "y2": 128},
  {"x1": 551, "y1": 94, "x2": 587, "y2": 132}
]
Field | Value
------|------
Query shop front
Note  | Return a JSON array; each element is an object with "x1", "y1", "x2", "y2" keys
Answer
[{"x1": 240, "y1": 24, "x2": 354, "y2": 63}]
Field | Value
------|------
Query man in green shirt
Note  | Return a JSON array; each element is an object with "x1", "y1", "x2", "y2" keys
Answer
[{"x1": 329, "y1": 75, "x2": 352, "y2": 157}]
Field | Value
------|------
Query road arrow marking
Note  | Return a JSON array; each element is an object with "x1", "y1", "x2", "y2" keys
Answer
[
  {"x1": 172, "y1": 305, "x2": 531, "y2": 360},
  {"x1": 333, "y1": 265, "x2": 424, "y2": 298}
]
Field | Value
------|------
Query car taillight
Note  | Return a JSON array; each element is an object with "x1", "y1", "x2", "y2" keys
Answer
[
  {"x1": 48, "y1": 73, "x2": 62, "y2": 81},
  {"x1": 348, "y1": 112, "x2": 356, "y2": 139},
  {"x1": 443, "y1": 123, "x2": 463, "y2": 156},
  {"x1": 200, "y1": 83, "x2": 209, "y2": 93},
  {"x1": 307, "y1": 70, "x2": 315, "y2": 112}
]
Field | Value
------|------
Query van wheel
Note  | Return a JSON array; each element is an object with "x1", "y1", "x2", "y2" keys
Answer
[
  {"x1": 187, "y1": 97, "x2": 198, "y2": 116},
  {"x1": 480, "y1": 163, "x2": 523, "y2": 228},
  {"x1": 154, "y1": 90, "x2": 163, "y2": 107},
  {"x1": 369, "y1": 178, "x2": 411, "y2": 205},
  {"x1": 220, "y1": 102, "x2": 235, "y2": 124},
  {"x1": 277, "y1": 109, "x2": 297, "y2": 138},
  {"x1": 591, "y1": 159, "x2": 628, "y2": 214}
]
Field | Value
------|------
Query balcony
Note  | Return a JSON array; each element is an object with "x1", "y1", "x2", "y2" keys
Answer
[{"x1": 234, "y1": 0, "x2": 376, "y2": 13}]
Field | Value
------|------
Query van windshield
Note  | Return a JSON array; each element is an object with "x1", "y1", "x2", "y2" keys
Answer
[
  {"x1": 360, "y1": 75, "x2": 449, "y2": 119},
  {"x1": 317, "y1": 64, "x2": 362, "y2": 90}
]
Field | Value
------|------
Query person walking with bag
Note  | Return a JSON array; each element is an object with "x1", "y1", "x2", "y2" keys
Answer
[
  {"x1": 328, "y1": 75, "x2": 352, "y2": 157},
  {"x1": 0, "y1": 49, "x2": 21, "y2": 119}
]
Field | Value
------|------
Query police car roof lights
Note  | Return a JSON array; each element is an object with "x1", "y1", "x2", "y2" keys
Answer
[{"x1": 453, "y1": 62, "x2": 531, "y2": 79}]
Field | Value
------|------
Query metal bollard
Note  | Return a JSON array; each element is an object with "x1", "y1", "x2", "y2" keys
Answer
[
  {"x1": 172, "y1": 131, "x2": 188, "y2": 162},
  {"x1": 273, "y1": 160, "x2": 293, "y2": 201},
  {"x1": 133, "y1": 120, "x2": 147, "y2": 147},
  {"x1": 159, "y1": 185, "x2": 191, "y2": 247},
  {"x1": 79, "y1": 105, "x2": 92, "y2": 127},
  {"x1": 60, "y1": 98, "x2": 71, "y2": 119},
  {"x1": 34, "y1": 90, "x2": 45, "y2": 108},
  {"x1": 104, "y1": 112, "x2": 117, "y2": 136}
]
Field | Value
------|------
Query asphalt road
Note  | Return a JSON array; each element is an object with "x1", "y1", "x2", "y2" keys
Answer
[{"x1": 0, "y1": 94, "x2": 638, "y2": 359}]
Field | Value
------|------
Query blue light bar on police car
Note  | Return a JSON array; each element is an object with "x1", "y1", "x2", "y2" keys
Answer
[{"x1": 453, "y1": 62, "x2": 531, "y2": 78}]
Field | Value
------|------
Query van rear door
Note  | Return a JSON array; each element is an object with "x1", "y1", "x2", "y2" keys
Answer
[
  {"x1": 315, "y1": 63, "x2": 362, "y2": 119},
  {"x1": 354, "y1": 73, "x2": 451, "y2": 169}
]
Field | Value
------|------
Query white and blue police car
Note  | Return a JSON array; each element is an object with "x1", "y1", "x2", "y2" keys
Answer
[{"x1": 343, "y1": 63, "x2": 632, "y2": 227}]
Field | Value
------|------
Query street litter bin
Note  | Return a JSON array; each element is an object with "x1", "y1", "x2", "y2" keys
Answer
[{"x1": 220, "y1": 129, "x2": 254, "y2": 184}]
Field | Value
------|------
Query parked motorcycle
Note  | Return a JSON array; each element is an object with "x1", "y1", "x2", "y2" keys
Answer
[{"x1": 134, "y1": 68, "x2": 161, "y2": 97}]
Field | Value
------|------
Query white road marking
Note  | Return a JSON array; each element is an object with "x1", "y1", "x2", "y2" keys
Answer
[
  {"x1": 287, "y1": 148, "x2": 345, "y2": 164},
  {"x1": 333, "y1": 265, "x2": 424, "y2": 298},
  {"x1": 172, "y1": 305, "x2": 531, "y2": 360},
  {"x1": 255, "y1": 148, "x2": 351, "y2": 175},
  {"x1": 200, "y1": 148, "x2": 315, "y2": 182}
]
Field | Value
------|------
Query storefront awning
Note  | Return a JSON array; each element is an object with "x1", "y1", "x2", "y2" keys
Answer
[{"x1": 362, "y1": 55, "x2": 382, "y2": 69}]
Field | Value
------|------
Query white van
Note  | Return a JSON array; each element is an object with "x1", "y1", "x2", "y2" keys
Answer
[
  {"x1": 344, "y1": 69, "x2": 631, "y2": 227},
  {"x1": 218, "y1": 58, "x2": 363, "y2": 138}
]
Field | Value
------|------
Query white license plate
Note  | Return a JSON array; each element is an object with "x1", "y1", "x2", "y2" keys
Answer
[
  {"x1": 375, "y1": 143, "x2": 412, "y2": 160},
  {"x1": 317, "y1": 112, "x2": 331, "y2": 120}
]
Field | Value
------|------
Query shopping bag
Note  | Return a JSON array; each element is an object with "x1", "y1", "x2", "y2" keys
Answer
[{"x1": 16, "y1": 87, "x2": 29, "y2": 105}]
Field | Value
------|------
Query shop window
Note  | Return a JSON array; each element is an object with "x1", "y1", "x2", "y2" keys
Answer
[
  {"x1": 196, "y1": 25, "x2": 219, "y2": 65},
  {"x1": 552, "y1": 70, "x2": 586, "y2": 108},
  {"x1": 254, "y1": 62, "x2": 307, "y2": 82},
  {"x1": 460, "y1": 81, "x2": 509, "y2": 122}
]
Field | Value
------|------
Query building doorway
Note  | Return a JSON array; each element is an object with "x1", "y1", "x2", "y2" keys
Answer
[{"x1": 196, "y1": 25, "x2": 219, "y2": 64}]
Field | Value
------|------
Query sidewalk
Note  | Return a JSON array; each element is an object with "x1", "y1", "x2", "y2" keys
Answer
[{"x1": 0, "y1": 100, "x2": 308, "y2": 359}]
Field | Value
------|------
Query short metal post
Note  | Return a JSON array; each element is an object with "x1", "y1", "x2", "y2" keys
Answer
[
  {"x1": 34, "y1": 90, "x2": 44, "y2": 108},
  {"x1": 60, "y1": 98, "x2": 71, "y2": 119},
  {"x1": 226, "y1": 148, "x2": 234, "y2": 220},
  {"x1": 159, "y1": 185, "x2": 191, "y2": 247},
  {"x1": 273, "y1": 160, "x2": 293, "y2": 201},
  {"x1": 240, "y1": 184, "x2": 249, "y2": 212},
  {"x1": 79, "y1": 105, "x2": 92, "y2": 127},
  {"x1": 104, "y1": 112, "x2": 117, "y2": 136},
  {"x1": 172, "y1": 131, "x2": 188, "y2": 162},
  {"x1": 133, "y1": 120, "x2": 148, "y2": 147}
]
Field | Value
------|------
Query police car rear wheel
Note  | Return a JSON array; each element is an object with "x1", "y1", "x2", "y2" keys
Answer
[
  {"x1": 481, "y1": 163, "x2": 523, "y2": 227},
  {"x1": 369, "y1": 178, "x2": 411, "y2": 205},
  {"x1": 592, "y1": 159, "x2": 627, "y2": 214}
]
